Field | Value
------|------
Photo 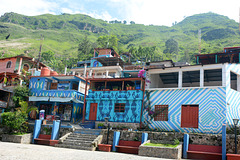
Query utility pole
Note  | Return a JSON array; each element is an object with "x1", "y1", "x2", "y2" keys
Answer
[
  {"x1": 37, "y1": 34, "x2": 44, "y2": 71},
  {"x1": 198, "y1": 29, "x2": 201, "y2": 54}
]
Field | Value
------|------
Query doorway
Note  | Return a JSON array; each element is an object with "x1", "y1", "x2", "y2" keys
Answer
[{"x1": 89, "y1": 103, "x2": 98, "y2": 120}]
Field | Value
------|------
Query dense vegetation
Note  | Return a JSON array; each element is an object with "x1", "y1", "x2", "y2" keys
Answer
[{"x1": 0, "y1": 12, "x2": 239, "y2": 72}]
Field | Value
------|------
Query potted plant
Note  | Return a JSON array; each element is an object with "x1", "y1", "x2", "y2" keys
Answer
[
  {"x1": 91, "y1": 86, "x2": 96, "y2": 91},
  {"x1": 98, "y1": 143, "x2": 112, "y2": 152},
  {"x1": 122, "y1": 126, "x2": 128, "y2": 130},
  {"x1": 113, "y1": 86, "x2": 118, "y2": 91},
  {"x1": 132, "y1": 85, "x2": 135, "y2": 90},
  {"x1": 97, "y1": 123, "x2": 104, "y2": 129},
  {"x1": 126, "y1": 84, "x2": 131, "y2": 90}
]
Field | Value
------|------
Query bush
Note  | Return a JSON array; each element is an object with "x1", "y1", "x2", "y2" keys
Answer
[
  {"x1": 1, "y1": 100, "x2": 38, "y2": 134},
  {"x1": 1, "y1": 111, "x2": 28, "y2": 134}
]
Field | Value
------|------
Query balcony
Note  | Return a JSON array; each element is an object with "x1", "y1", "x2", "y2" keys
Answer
[
  {"x1": 30, "y1": 89, "x2": 84, "y2": 103},
  {"x1": 87, "y1": 89, "x2": 143, "y2": 101}
]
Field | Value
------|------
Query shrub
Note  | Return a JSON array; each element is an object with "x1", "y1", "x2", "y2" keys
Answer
[
  {"x1": 97, "y1": 123, "x2": 104, "y2": 127},
  {"x1": 1, "y1": 111, "x2": 28, "y2": 134},
  {"x1": 1, "y1": 100, "x2": 38, "y2": 134}
]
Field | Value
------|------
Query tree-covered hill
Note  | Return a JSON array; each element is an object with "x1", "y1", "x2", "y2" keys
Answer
[{"x1": 0, "y1": 12, "x2": 239, "y2": 72}]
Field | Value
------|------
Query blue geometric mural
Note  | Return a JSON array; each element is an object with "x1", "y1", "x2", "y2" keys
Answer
[
  {"x1": 29, "y1": 77, "x2": 84, "y2": 102},
  {"x1": 86, "y1": 90, "x2": 143, "y2": 123},
  {"x1": 143, "y1": 87, "x2": 226, "y2": 134},
  {"x1": 226, "y1": 64, "x2": 240, "y2": 126}
]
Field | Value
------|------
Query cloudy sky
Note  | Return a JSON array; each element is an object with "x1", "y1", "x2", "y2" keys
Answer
[{"x1": 0, "y1": 0, "x2": 239, "y2": 26}]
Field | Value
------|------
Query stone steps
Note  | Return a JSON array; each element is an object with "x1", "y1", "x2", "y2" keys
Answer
[
  {"x1": 74, "y1": 129, "x2": 102, "y2": 135},
  {"x1": 55, "y1": 129, "x2": 102, "y2": 151},
  {"x1": 66, "y1": 137, "x2": 96, "y2": 141}
]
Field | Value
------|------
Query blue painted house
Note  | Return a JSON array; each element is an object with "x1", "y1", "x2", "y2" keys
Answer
[
  {"x1": 71, "y1": 48, "x2": 145, "y2": 128},
  {"x1": 29, "y1": 74, "x2": 88, "y2": 123},
  {"x1": 144, "y1": 47, "x2": 240, "y2": 134},
  {"x1": 84, "y1": 77, "x2": 145, "y2": 128}
]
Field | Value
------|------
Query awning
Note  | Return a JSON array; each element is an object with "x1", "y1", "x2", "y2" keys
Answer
[
  {"x1": 29, "y1": 96, "x2": 49, "y2": 101},
  {"x1": 29, "y1": 96, "x2": 84, "y2": 103},
  {"x1": 50, "y1": 97, "x2": 72, "y2": 102}
]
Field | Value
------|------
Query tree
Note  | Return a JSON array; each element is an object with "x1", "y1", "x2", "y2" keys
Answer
[
  {"x1": 97, "y1": 35, "x2": 119, "y2": 50},
  {"x1": 163, "y1": 39, "x2": 179, "y2": 54},
  {"x1": 123, "y1": 20, "x2": 127, "y2": 24},
  {"x1": 12, "y1": 85, "x2": 30, "y2": 108},
  {"x1": 163, "y1": 39, "x2": 179, "y2": 61},
  {"x1": 130, "y1": 21, "x2": 135, "y2": 24},
  {"x1": 78, "y1": 35, "x2": 95, "y2": 61}
]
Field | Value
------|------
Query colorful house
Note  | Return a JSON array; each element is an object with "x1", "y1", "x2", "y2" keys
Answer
[
  {"x1": 71, "y1": 48, "x2": 145, "y2": 128},
  {"x1": 0, "y1": 55, "x2": 46, "y2": 110},
  {"x1": 29, "y1": 72, "x2": 89, "y2": 123},
  {"x1": 71, "y1": 48, "x2": 124, "y2": 78},
  {"x1": 84, "y1": 77, "x2": 145, "y2": 128},
  {"x1": 144, "y1": 47, "x2": 240, "y2": 134}
]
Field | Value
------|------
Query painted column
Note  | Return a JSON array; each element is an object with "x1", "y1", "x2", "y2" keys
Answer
[
  {"x1": 112, "y1": 131, "x2": 120, "y2": 152},
  {"x1": 89, "y1": 69, "x2": 93, "y2": 78},
  {"x1": 64, "y1": 66, "x2": 67, "y2": 75},
  {"x1": 183, "y1": 134, "x2": 189, "y2": 159},
  {"x1": 141, "y1": 133, "x2": 148, "y2": 144},
  {"x1": 72, "y1": 71, "x2": 75, "y2": 75},
  {"x1": 200, "y1": 68, "x2": 204, "y2": 87},
  {"x1": 222, "y1": 124, "x2": 226, "y2": 160},
  {"x1": 17, "y1": 58, "x2": 23, "y2": 74},
  {"x1": 178, "y1": 70, "x2": 182, "y2": 88},
  {"x1": 222, "y1": 64, "x2": 227, "y2": 87},
  {"x1": 78, "y1": 81, "x2": 81, "y2": 92},
  {"x1": 32, "y1": 120, "x2": 42, "y2": 143},
  {"x1": 106, "y1": 70, "x2": 109, "y2": 78},
  {"x1": 51, "y1": 120, "x2": 61, "y2": 140}
]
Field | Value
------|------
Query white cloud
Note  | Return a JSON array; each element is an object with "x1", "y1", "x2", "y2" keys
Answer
[
  {"x1": 83, "y1": 10, "x2": 116, "y2": 22},
  {"x1": 0, "y1": 0, "x2": 239, "y2": 26},
  {"x1": 61, "y1": 8, "x2": 80, "y2": 14},
  {"x1": 0, "y1": 0, "x2": 57, "y2": 16},
  {"x1": 106, "y1": 0, "x2": 240, "y2": 26}
]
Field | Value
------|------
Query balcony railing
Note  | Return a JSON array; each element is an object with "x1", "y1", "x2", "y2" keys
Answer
[
  {"x1": 87, "y1": 89, "x2": 143, "y2": 100},
  {"x1": 30, "y1": 89, "x2": 84, "y2": 102}
]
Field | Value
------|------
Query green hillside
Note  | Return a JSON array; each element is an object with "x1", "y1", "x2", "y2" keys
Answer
[{"x1": 0, "y1": 12, "x2": 239, "y2": 71}]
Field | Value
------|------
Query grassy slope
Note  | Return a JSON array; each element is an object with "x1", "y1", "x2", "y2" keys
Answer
[{"x1": 0, "y1": 12, "x2": 239, "y2": 63}]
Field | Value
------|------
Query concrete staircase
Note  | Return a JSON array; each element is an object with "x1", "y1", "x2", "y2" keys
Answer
[{"x1": 55, "y1": 129, "x2": 102, "y2": 151}]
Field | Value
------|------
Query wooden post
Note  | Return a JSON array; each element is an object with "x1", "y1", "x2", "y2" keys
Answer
[
  {"x1": 140, "y1": 78, "x2": 146, "y2": 128},
  {"x1": 82, "y1": 79, "x2": 88, "y2": 123},
  {"x1": 7, "y1": 92, "x2": 11, "y2": 107},
  {"x1": 122, "y1": 81, "x2": 124, "y2": 90}
]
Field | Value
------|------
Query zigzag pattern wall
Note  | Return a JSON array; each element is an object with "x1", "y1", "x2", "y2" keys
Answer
[
  {"x1": 226, "y1": 64, "x2": 240, "y2": 126},
  {"x1": 143, "y1": 87, "x2": 226, "y2": 134}
]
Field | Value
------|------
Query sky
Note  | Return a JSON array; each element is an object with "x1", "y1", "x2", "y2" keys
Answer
[{"x1": 0, "y1": 0, "x2": 239, "y2": 26}]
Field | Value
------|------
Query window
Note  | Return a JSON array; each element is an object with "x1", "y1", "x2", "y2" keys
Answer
[
  {"x1": 182, "y1": 70, "x2": 200, "y2": 87},
  {"x1": 154, "y1": 105, "x2": 168, "y2": 121},
  {"x1": 114, "y1": 103, "x2": 125, "y2": 112},
  {"x1": 230, "y1": 71, "x2": 237, "y2": 91},
  {"x1": 23, "y1": 64, "x2": 29, "y2": 72},
  {"x1": 6, "y1": 61, "x2": 12, "y2": 68},
  {"x1": 181, "y1": 105, "x2": 199, "y2": 128},
  {"x1": 204, "y1": 69, "x2": 222, "y2": 86}
]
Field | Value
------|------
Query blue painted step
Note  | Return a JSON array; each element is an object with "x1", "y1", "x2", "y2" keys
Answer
[{"x1": 79, "y1": 121, "x2": 95, "y2": 129}]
